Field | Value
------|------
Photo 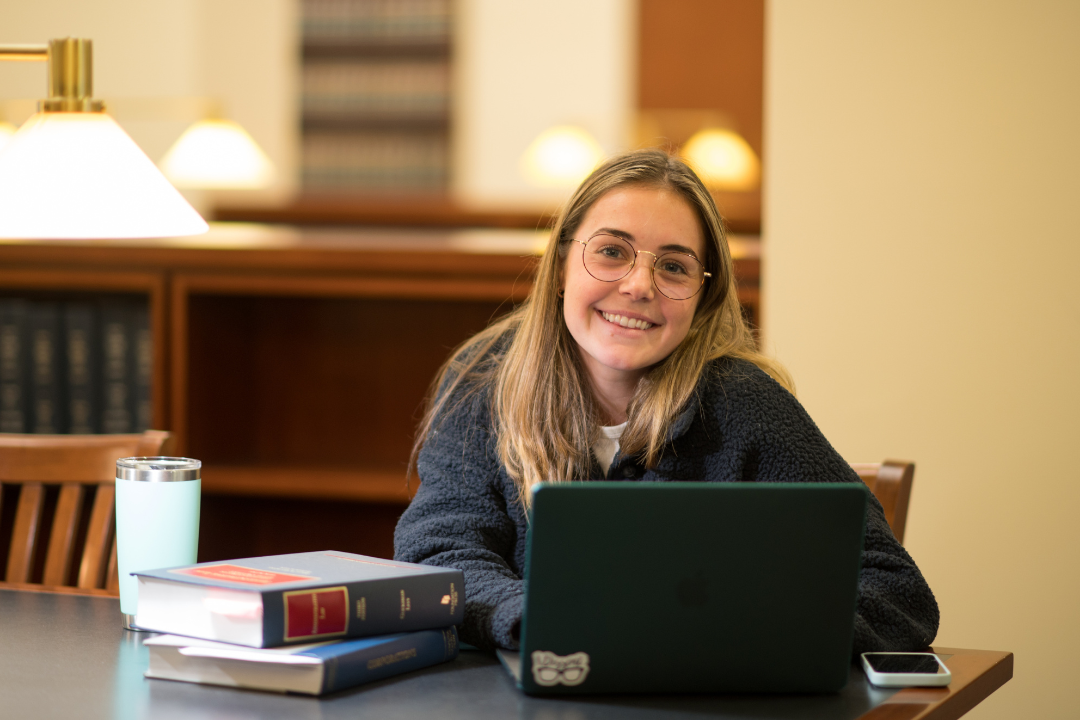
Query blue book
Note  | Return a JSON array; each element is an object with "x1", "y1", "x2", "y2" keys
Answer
[
  {"x1": 144, "y1": 626, "x2": 459, "y2": 695},
  {"x1": 134, "y1": 550, "x2": 464, "y2": 648}
]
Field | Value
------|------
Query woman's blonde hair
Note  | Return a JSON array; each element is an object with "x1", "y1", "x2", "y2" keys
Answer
[{"x1": 412, "y1": 148, "x2": 791, "y2": 509}]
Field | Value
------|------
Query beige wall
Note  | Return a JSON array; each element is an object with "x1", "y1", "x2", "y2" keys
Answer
[
  {"x1": 452, "y1": 0, "x2": 635, "y2": 211},
  {"x1": 764, "y1": 2, "x2": 1080, "y2": 717}
]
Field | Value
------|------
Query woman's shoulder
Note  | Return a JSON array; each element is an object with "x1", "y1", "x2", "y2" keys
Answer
[
  {"x1": 702, "y1": 355, "x2": 784, "y2": 391},
  {"x1": 697, "y1": 355, "x2": 801, "y2": 417}
]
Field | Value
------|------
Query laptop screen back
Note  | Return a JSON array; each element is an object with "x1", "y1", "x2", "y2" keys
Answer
[{"x1": 518, "y1": 482, "x2": 868, "y2": 694}]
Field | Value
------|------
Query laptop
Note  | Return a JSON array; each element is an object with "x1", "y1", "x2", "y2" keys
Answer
[{"x1": 497, "y1": 482, "x2": 868, "y2": 695}]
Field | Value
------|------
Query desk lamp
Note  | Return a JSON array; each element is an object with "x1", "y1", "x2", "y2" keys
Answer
[
  {"x1": 159, "y1": 108, "x2": 275, "y2": 190},
  {"x1": 0, "y1": 38, "x2": 209, "y2": 239}
]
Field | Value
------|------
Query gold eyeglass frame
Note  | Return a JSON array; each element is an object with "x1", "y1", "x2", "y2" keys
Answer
[{"x1": 573, "y1": 234, "x2": 712, "y2": 301}]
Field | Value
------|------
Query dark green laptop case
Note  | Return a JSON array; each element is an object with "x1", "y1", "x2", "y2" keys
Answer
[{"x1": 517, "y1": 482, "x2": 868, "y2": 695}]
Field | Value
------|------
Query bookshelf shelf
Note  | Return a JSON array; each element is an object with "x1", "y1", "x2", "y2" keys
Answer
[
  {"x1": 301, "y1": 115, "x2": 449, "y2": 132},
  {"x1": 200, "y1": 464, "x2": 415, "y2": 503},
  {"x1": 302, "y1": 37, "x2": 450, "y2": 58}
]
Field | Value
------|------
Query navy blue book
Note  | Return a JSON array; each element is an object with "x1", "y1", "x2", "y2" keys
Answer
[
  {"x1": 144, "y1": 626, "x2": 459, "y2": 695},
  {"x1": 28, "y1": 301, "x2": 64, "y2": 434},
  {"x1": 0, "y1": 298, "x2": 30, "y2": 433},
  {"x1": 63, "y1": 302, "x2": 100, "y2": 434},
  {"x1": 100, "y1": 300, "x2": 133, "y2": 433},
  {"x1": 134, "y1": 550, "x2": 464, "y2": 648},
  {"x1": 132, "y1": 303, "x2": 152, "y2": 431}
]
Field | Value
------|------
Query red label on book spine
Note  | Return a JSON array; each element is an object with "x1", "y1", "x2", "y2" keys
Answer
[
  {"x1": 284, "y1": 587, "x2": 349, "y2": 640},
  {"x1": 171, "y1": 564, "x2": 313, "y2": 586}
]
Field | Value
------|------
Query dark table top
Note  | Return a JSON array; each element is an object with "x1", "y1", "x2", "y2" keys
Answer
[{"x1": 0, "y1": 588, "x2": 1011, "y2": 720}]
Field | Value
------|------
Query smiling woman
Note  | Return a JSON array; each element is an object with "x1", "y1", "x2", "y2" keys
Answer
[{"x1": 393, "y1": 148, "x2": 939, "y2": 659}]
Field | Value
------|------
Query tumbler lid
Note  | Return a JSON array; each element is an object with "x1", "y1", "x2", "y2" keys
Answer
[{"x1": 116, "y1": 456, "x2": 201, "y2": 482}]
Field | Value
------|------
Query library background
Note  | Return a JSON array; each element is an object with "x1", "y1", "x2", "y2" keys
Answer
[{"x1": 0, "y1": 0, "x2": 763, "y2": 563}]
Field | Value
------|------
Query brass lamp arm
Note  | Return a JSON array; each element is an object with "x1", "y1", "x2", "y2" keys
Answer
[
  {"x1": 0, "y1": 45, "x2": 48, "y2": 61},
  {"x1": 0, "y1": 39, "x2": 103, "y2": 112}
]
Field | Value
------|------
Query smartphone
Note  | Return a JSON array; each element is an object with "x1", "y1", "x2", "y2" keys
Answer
[{"x1": 861, "y1": 652, "x2": 952, "y2": 687}]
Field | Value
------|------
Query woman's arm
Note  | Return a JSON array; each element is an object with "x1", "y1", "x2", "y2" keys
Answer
[
  {"x1": 393, "y1": 391, "x2": 526, "y2": 650},
  {"x1": 722, "y1": 365, "x2": 941, "y2": 655}
]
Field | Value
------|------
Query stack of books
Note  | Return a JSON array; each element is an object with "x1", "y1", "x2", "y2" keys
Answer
[{"x1": 134, "y1": 550, "x2": 463, "y2": 695}]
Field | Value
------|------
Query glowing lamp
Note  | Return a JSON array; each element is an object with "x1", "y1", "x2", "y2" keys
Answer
[
  {"x1": 0, "y1": 38, "x2": 208, "y2": 239},
  {"x1": 681, "y1": 128, "x2": 761, "y2": 192},
  {"x1": 522, "y1": 125, "x2": 604, "y2": 188},
  {"x1": 160, "y1": 118, "x2": 275, "y2": 189}
]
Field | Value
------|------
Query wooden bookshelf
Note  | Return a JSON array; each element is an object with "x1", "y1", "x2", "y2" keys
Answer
[
  {"x1": 0, "y1": 224, "x2": 760, "y2": 559},
  {"x1": 299, "y1": 0, "x2": 452, "y2": 194}
]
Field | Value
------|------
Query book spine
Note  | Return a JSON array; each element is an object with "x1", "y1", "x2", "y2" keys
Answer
[
  {"x1": 132, "y1": 304, "x2": 152, "y2": 432},
  {"x1": 63, "y1": 302, "x2": 99, "y2": 434},
  {"x1": 0, "y1": 299, "x2": 30, "y2": 433},
  {"x1": 100, "y1": 301, "x2": 133, "y2": 433},
  {"x1": 261, "y1": 569, "x2": 464, "y2": 647},
  {"x1": 320, "y1": 626, "x2": 458, "y2": 694},
  {"x1": 28, "y1": 302, "x2": 64, "y2": 434}
]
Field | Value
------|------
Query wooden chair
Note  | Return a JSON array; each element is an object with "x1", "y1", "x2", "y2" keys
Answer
[
  {"x1": 850, "y1": 460, "x2": 914, "y2": 544},
  {"x1": 0, "y1": 430, "x2": 172, "y2": 595}
]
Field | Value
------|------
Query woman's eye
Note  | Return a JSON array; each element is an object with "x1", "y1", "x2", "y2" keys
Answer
[
  {"x1": 659, "y1": 259, "x2": 689, "y2": 275},
  {"x1": 597, "y1": 245, "x2": 628, "y2": 260}
]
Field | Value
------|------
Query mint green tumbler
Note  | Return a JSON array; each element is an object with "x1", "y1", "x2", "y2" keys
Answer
[{"x1": 115, "y1": 457, "x2": 201, "y2": 629}]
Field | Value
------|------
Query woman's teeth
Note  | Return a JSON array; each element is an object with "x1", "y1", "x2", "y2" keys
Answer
[{"x1": 601, "y1": 311, "x2": 653, "y2": 330}]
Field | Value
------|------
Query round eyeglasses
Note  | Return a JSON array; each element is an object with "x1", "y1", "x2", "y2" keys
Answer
[{"x1": 573, "y1": 233, "x2": 711, "y2": 300}]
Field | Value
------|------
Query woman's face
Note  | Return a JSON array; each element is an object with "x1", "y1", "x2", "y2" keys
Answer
[{"x1": 561, "y1": 185, "x2": 706, "y2": 390}]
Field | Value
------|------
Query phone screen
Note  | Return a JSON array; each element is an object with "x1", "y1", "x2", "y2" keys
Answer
[{"x1": 864, "y1": 654, "x2": 945, "y2": 674}]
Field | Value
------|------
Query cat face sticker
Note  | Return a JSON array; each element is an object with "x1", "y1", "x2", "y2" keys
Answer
[{"x1": 530, "y1": 651, "x2": 591, "y2": 687}]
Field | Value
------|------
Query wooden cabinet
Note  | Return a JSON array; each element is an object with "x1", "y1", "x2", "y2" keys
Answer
[{"x1": 0, "y1": 224, "x2": 759, "y2": 560}]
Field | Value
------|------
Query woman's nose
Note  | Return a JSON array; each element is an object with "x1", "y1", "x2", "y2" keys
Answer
[{"x1": 619, "y1": 257, "x2": 655, "y2": 299}]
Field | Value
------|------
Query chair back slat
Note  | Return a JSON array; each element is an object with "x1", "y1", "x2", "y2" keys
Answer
[
  {"x1": 78, "y1": 483, "x2": 116, "y2": 590},
  {"x1": 42, "y1": 483, "x2": 87, "y2": 586},
  {"x1": 850, "y1": 460, "x2": 915, "y2": 544},
  {"x1": 6, "y1": 482, "x2": 45, "y2": 583},
  {"x1": 0, "y1": 430, "x2": 170, "y2": 594}
]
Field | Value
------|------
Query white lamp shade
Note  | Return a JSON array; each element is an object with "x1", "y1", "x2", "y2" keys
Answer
[
  {"x1": 681, "y1": 128, "x2": 761, "y2": 192},
  {"x1": 0, "y1": 121, "x2": 17, "y2": 153},
  {"x1": 159, "y1": 119, "x2": 275, "y2": 189},
  {"x1": 521, "y1": 125, "x2": 604, "y2": 188},
  {"x1": 0, "y1": 112, "x2": 208, "y2": 239}
]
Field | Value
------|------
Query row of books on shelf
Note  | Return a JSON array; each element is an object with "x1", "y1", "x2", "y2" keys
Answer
[
  {"x1": 302, "y1": 131, "x2": 447, "y2": 190},
  {"x1": 302, "y1": 60, "x2": 449, "y2": 119},
  {"x1": 137, "y1": 550, "x2": 463, "y2": 695},
  {"x1": 302, "y1": 0, "x2": 451, "y2": 41},
  {"x1": 0, "y1": 298, "x2": 151, "y2": 435}
]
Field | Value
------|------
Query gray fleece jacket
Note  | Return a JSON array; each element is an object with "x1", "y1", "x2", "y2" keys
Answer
[{"x1": 394, "y1": 355, "x2": 939, "y2": 656}]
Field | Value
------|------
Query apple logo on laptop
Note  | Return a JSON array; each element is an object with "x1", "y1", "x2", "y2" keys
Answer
[{"x1": 677, "y1": 575, "x2": 709, "y2": 606}]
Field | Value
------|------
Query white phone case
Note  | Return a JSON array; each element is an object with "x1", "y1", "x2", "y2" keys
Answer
[{"x1": 861, "y1": 652, "x2": 952, "y2": 687}]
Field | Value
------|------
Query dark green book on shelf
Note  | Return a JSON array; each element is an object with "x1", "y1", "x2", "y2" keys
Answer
[
  {"x1": 100, "y1": 300, "x2": 133, "y2": 433},
  {"x1": 0, "y1": 298, "x2": 30, "y2": 433},
  {"x1": 28, "y1": 301, "x2": 64, "y2": 434},
  {"x1": 63, "y1": 302, "x2": 100, "y2": 434}
]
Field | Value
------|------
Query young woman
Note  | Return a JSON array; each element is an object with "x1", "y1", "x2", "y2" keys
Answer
[{"x1": 394, "y1": 149, "x2": 939, "y2": 654}]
